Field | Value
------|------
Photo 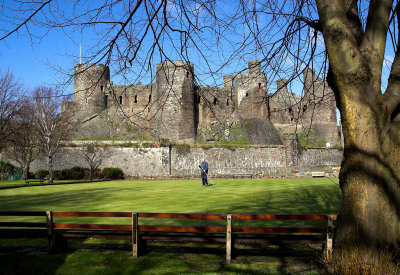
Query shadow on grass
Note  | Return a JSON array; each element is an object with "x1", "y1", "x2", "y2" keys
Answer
[
  {"x1": 0, "y1": 179, "x2": 110, "y2": 191},
  {"x1": 0, "y1": 239, "x2": 324, "y2": 274}
]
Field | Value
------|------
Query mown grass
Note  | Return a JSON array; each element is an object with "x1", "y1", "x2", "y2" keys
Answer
[{"x1": 0, "y1": 178, "x2": 341, "y2": 274}]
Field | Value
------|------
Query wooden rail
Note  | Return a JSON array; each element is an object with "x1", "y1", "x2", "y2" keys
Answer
[{"x1": 0, "y1": 211, "x2": 337, "y2": 261}]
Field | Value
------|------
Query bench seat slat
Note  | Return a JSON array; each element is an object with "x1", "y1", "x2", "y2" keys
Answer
[
  {"x1": 0, "y1": 228, "x2": 47, "y2": 238},
  {"x1": 0, "y1": 222, "x2": 47, "y2": 228}
]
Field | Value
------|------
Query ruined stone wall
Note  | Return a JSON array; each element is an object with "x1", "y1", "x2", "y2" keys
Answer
[
  {"x1": 268, "y1": 70, "x2": 339, "y2": 145},
  {"x1": 236, "y1": 60, "x2": 268, "y2": 118},
  {"x1": 25, "y1": 143, "x2": 342, "y2": 178},
  {"x1": 30, "y1": 146, "x2": 170, "y2": 177},
  {"x1": 297, "y1": 148, "x2": 342, "y2": 171},
  {"x1": 71, "y1": 60, "x2": 339, "y2": 145},
  {"x1": 198, "y1": 86, "x2": 236, "y2": 124}
]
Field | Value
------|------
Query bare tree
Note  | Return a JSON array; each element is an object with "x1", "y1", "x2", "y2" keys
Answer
[
  {"x1": 79, "y1": 143, "x2": 109, "y2": 180},
  {"x1": 31, "y1": 87, "x2": 75, "y2": 183},
  {"x1": 4, "y1": 99, "x2": 40, "y2": 180},
  {"x1": 2, "y1": 0, "x2": 400, "y2": 269},
  {"x1": 0, "y1": 70, "x2": 23, "y2": 151}
]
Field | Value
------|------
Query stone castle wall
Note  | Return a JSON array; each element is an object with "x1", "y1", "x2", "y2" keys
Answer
[
  {"x1": 27, "y1": 143, "x2": 342, "y2": 178},
  {"x1": 71, "y1": 60, "x2": 340, "y2": 145}
]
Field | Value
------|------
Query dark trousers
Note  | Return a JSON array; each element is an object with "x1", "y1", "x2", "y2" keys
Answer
[{"x1": 201, "y1": 171, "x2": 208, "y2": 186}]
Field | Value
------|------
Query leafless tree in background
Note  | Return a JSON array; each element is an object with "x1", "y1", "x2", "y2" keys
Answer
[
  {"x1": 31, "y1": 87, "x2": 75, "y2": 183},
  {"x1": 4, "y1": 98, "x2": 40, "y2": 180},
  {"x1": 2, "y1": 0, "x2": 400, "y2": 270},
  {"x1": 0, "y1": 70, "x2": 23, "y2": 151},
  {"x1": 79, "y1": 143, "x2": 110, "y2": 180}
]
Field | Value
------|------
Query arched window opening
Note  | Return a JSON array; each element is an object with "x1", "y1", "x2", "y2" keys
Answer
[
  {"x1": 246, "y1": 92, "x2": 249, "y2": 97},
  {"x1": 119, "y1": 96, "x2": 123, "y2": 104},
  {"x1": 148, "y1": 94, "x2": 152, "y2": 103},
  {"x1": 258, "y1": 83, "x2": 261, "y2": 89},
  {"x1": 226, "y1": 99, "x2": 229, "y2": 106},
  {"x1": 100, "y1": 85, "x2": 104, "y2": 92},
  {"x1": 303, "y1": 105, "x2": 307, "y2": 113},
  {"x1": 213, "y1": 97, "x2": 217, "y2": 105},
  {"x1": 134, "y1": 95, "x2": 137, "y2": 103},
  {"x1": 288, "y1": 107, "x2": 292, "y2": 114},
  {"x1": 186, "y1": 71, "x2": 190, "y2": 78}
]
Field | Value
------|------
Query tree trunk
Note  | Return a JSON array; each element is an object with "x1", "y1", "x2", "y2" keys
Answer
[
  {"x1": 89, "y1": 168, "x2": 93, "y2": 181},
  {"x1": 22, "y1": 165, "x2": 29, "y2": 180},
  {"x1": 48, "y1": 155, "x2": 53, "y2": 183},
  {"x1": 315, "y1": 1, "x2": 400, "y2": 269}
]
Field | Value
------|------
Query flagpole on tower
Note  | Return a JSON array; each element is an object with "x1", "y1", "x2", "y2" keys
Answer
[{"x1": 80, "y1": 44, "x2": 82, "y2": 64}]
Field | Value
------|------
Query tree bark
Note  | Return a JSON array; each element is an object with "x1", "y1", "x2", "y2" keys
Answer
[
  {"x1": 48, "y1": 155, "x2": 53, "y2": 183},
  {"x1": 316, "y1": 0, "x2": 400, "y2": 260}
]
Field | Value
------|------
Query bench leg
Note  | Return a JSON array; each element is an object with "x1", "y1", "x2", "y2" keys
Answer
[
  {"x1": 226, "y1": 214, "x2": 232, "y2": 262},
  {"x1": 49, "y1": 235, "x2": 68, "y2": 254},
  {"x1": 140, "y1": 238, "x2": 147, "y2": 255}
]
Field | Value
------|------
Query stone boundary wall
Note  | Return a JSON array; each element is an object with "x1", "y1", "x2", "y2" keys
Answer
[{"x1": 24, "y1": 143, "x2": 343, "y2": 178}]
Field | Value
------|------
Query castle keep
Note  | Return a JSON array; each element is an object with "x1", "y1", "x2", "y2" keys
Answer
[{"x1": 72, "y1": 60, "x2": 339, "y2": 146}]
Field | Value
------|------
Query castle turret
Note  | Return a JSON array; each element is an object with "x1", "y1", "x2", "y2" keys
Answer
[
  {"x1": 155, "y1": 60, "x2": 196, "y2": 142},
  {"x1": 237, "y1": 60, "x2": 268, "y2": 118},
  {"x1": 74, "y1": 63, "x2": 110, "y2": 118}
]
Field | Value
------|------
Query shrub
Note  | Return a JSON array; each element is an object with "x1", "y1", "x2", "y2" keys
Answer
[
  {"x1": 53, "y1": 170, "x2": 63, "y2": 180},
  {"x1": 101, "y1": 167, "x2": 123, "y2": 180},
  {"x1": 35, "y1": 170, "x2": 49, "y2": 179},
  {"x1": 0, "y1": 161, "x2": 17, "y2": 175},
  {"x1": 52, "y1": 167, "x2": 86, "y2": 180},
  {"x1": 69, "y1": 166, "x2": 85, "y2": 179}
]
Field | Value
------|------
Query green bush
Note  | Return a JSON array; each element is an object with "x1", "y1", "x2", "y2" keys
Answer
[
  {"x1": 69, "y1": 167, "x2": 85, "y2": 179},
  {"x1": 101, "y1": 167, "x2": 123, "y2": 180},
  {"x1": 35, "y1": 170, "x2": 49, "y2": 179},
  {"x1": 53, "y1": 170, "x2": 63, "y2": 180},
  {"x1": 53, "y1": 167, "x2": 86, "y2": 180},
  {"x1": 0, "y1": 161, "x2": 17, "y2": 175}
]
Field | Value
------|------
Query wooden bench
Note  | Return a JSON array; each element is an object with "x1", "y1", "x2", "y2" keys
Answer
[
  {"x1": 25, "y1": 179, "x2": 45, "y2": 186},
  {"x1": 232, "y1": 173, "x2": 253, "y2": 178},
  {"x1": 311, "y1": 172, "x2": 325, "y2": 178},
  {"x1": 0, "y1": 211, "x2": 337, "y2": 261},
  {"x1": 0, "y1": 211, "x2": 48, "y2": 239}
]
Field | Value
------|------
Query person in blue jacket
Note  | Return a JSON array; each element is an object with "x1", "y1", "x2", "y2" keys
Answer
[{"x1": 200, "y1": 158, "x2": 209, "y2": 187}]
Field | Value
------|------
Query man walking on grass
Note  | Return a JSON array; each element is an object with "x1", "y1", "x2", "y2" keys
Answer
[{"x1": 200, "y1": 158, "x2": 209, "y2": 187}]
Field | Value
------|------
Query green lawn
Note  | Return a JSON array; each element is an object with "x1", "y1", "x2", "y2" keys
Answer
[{"x1": 0, "y1": 178, "x2": 341, "y2": 274}]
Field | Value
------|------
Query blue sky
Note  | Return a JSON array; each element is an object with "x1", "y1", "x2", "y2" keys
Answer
[{"x1": 0, "y1": 0, "x2": 395, "y2": 104}]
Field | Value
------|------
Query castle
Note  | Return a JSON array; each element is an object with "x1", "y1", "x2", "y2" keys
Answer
[{"x1": 71, "y1": 60, "x2": 339, "y2": 146}]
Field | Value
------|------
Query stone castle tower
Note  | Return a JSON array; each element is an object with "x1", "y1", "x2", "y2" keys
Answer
[
  {"x1": 155, "y1": 60, "x2": 196, "y2": 143},
  {"x1": 74, "y1": 63, "x2": 110, "y2": 118}
]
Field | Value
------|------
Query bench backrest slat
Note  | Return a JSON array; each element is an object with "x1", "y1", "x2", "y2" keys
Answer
[
  {"x1": 139, "y1": 225, "x2": 226, "y2": 233},
  {"x1": 53, "y1": 212, "x2": 132, "y2": 217},
  {"x1": 232, "y1": 214, "x2": 337, "y2": 220},
  {"x1": 233, "y1": 227, "x2": 326, "y2": 234},
  {"x1": 138, "y1": 213, "x2": 226, "y2": 219},
  {"x1": 53, "y1": 223, "x2": 131, "y2": 230}
]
